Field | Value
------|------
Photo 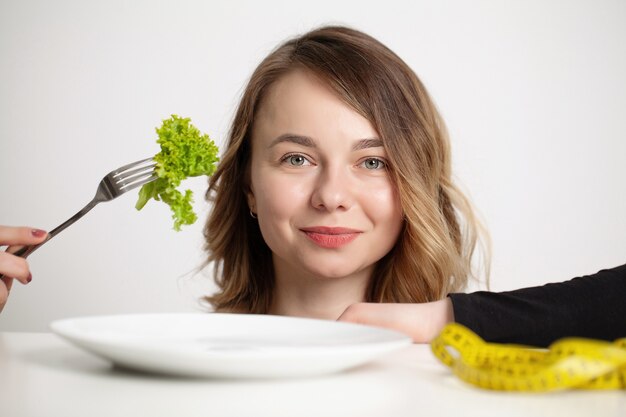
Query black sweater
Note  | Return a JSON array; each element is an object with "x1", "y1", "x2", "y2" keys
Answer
[{"x1": 448, "y1": 263, "x2": 626, "y2": 347}]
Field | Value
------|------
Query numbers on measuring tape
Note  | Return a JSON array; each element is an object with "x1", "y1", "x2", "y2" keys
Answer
[{"x1": 430, "y1": 323, "x2": 626, "y2": 392}]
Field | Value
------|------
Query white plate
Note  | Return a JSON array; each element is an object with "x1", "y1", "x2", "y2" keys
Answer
[{"x1": 50, "y1": 313, "x2": 412, "y2": 379}]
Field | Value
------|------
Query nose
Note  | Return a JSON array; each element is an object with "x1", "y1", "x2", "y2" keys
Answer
[{"x1": 310, "y1": 164, "x2": 355, "y2": 212}]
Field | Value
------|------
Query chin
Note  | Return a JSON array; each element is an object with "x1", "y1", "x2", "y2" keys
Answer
[
  {"x1": 312, "y1": 272, "x2": 351, "y2": 280},
  {"x1": 303, "y1": 263, "x2": 365, "y2": 280}
]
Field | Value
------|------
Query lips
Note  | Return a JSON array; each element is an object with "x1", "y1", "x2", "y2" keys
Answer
[{"x1": 300, "y1": 226, "x2": 362, "y2": 249}]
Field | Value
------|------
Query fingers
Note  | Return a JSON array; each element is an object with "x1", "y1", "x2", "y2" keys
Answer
[
  {"x1": 0, "y1": 225, "x2": 43, "y2": 284},
  {"x1": 0, "y1": 251, "x2": 33, "y2": 284},
  {"x1": 338, "y1": 302, "x2": 433, "y2": 343},
  {"x1": 0, "y1": 277, "x2": 11, "y2": 314},
  {"x1": 0, "y1": 226, "x2": 48, "y2": 247},
  {"x1": 0, "y1": 226, "x2": 43, "y2": 313},
  {"x1": 337, "y1": 302, "x2": 375, "y2": 324},
  {"x1": 2, "y1": 276, "x2": 14, "y2": 292},
  {"x1": 337, "y1": 303, "x2": 401, "y2": 331}
]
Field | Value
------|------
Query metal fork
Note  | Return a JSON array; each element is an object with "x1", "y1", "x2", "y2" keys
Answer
[{"x1": 3, "y1": 157, "x2": 157, "y2": 263}]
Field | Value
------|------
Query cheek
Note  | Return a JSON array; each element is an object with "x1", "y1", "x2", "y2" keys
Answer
[
  {"x1": 252, "y1": 170, "x2": 310, "y2": 219},
  {"x1": 363, "y1": 181, "x2": 402, "y2": 222},
  {"x1": 252, "y1": 171, "x2": 312, "y2": 253}
]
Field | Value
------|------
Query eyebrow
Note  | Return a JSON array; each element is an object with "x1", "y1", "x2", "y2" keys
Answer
[
  {"x1": 269, "y1": 134, "x2": 383, "y2": 151},
  {"x1": 269, "y1": 134, "x2": 315, "y2": 148}
]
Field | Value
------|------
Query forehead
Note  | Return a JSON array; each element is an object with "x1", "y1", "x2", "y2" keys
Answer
[
  {"x1": 260, "y1": 69, "x2": 334, "y2": 112},
  {"x1": 253, "y1": 69, "x2": 378, "y2": 141}
]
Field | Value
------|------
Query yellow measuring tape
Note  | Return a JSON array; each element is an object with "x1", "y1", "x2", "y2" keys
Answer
[{"x1": 430, "y1": 323, "x2": 626, "y2": 392}]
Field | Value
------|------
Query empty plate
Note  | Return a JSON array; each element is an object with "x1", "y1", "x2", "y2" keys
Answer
[{"x1": 50, "y1": 313, "x2": 412, "y2": 378}]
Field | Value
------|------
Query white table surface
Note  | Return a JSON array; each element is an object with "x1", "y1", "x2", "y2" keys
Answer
[{"x1": 0, "y1": 332, "x2": 624, "y2": 417}]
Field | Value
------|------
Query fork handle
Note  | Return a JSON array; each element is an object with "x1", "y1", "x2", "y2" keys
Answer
[
  {"x1": 1, "y1": 198, "x2": 99, "y2": 270},
  {"x1": 11, "y1": 235, "x2": 52, "y2": 259}
]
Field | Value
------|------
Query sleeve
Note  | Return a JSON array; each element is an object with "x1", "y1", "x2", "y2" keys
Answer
[{"x1": 447, "y1": 263, "x2": 626, "y2": 347}]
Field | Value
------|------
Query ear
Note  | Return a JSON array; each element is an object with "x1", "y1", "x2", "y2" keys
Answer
[
  {"x1": 245, "y1": 182, "x2": 257, "y2": 213},
  {"x1": 243, "y1": 152, "x2": 257, "y2": 213}
]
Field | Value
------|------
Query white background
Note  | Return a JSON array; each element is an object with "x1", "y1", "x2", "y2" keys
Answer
[{"x1": 1, "y1": 0, "x2": 625, "y2": 331}]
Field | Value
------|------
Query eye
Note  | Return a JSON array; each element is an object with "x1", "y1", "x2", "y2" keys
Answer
[
  {"x1": 281, "y1": 154, "x2": 311, "y2": 167},
  {"x1": 360, "y1": 158, "x2": 386, "y2": 170}
]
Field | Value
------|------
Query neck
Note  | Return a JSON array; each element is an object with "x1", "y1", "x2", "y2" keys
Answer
[{"x1": 268, "y1": 258, "x2": 371, "y2": 320}]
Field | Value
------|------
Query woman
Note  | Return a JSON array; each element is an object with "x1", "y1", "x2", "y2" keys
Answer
[
  {"x1": 203, "y1": 25, "x2": 485, "y2": 318},
  {"x1": 202, "y1": 25, "x2": 626, "y2": 347}
]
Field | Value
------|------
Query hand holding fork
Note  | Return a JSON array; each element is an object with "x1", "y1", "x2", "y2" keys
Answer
[{"x1": 1, "y1": 158, "x2": 157, "y2": 311}]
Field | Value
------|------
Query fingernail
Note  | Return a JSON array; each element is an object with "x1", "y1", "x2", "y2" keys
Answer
[
  {"x1": 31, "y1": 229, "x2": 47, "y2": 238},
  {"x1": 27, "y1": 273, "x2": 32, "y2": 283}
]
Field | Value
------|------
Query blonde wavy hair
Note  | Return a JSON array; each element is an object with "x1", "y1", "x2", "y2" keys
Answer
[{"x1": 203, "y1": 25, "x2": 489, "y2": 313}]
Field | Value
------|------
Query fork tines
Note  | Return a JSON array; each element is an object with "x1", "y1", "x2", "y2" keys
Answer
[{"x1": 111, "y1": 157, "x2": 158, "y2": 190}]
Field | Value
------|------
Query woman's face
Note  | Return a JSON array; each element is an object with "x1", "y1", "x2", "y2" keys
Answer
[{"x1": 247, "y1": 70, "x2": 403, "y2": 281}]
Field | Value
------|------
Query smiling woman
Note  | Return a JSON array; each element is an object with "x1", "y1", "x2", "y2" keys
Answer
[
  {"x1": 202, "y1": 26, "x2": 487, "y2": 320},
  {"x1": 248, "y1": 70, "x2": 405, "y2": 318}
]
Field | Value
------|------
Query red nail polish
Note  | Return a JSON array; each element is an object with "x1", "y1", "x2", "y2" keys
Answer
[
  {"x1": 31, "y1": 229, "x2": 46, "y2": 238},
  {"x1": 27, "y1": 273, "x2": 32, "y2": 283}
]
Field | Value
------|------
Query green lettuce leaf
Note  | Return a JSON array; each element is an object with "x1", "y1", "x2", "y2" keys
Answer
[{"x1": 136, "y1": 115, "x2": 219, "y2": 231}]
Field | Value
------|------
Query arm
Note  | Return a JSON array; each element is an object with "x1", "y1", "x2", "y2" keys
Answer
[
  {"x1": 449, "y1": 263, "x2": 626, "y2": 347},
  {"x1": 338, "y1": 263, "x2": 626, "y2": 346}
]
